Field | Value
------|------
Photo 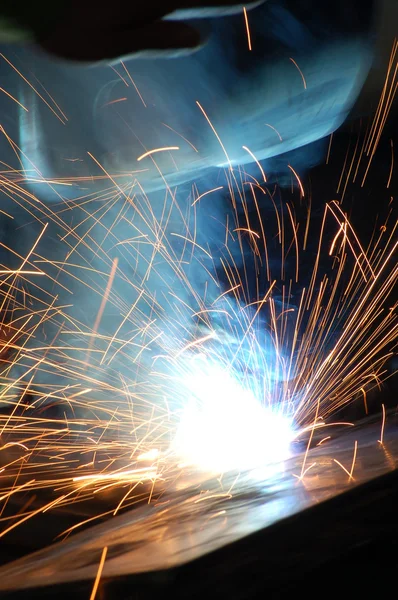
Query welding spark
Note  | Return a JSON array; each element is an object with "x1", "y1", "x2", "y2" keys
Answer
[
  {"x1": 136, "y1": 147, "x2": 180, "y2": 162},
  {"x1": 89, "y1": 546, "x2": 107, "y2": 600},
  {"x1": 289, "y1": 57, "x2": 307, "y2": 90},
  {"x1": 0, "y1": 46, "x2": 396, "y2": 544},
  {"x1": 243, "y1": 7, "x2": 252, "y2": 51}
]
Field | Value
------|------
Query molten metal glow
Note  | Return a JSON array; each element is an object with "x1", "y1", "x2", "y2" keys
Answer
[{"x1": 174, "y1": 356, "x2": 294, "y2": 473}]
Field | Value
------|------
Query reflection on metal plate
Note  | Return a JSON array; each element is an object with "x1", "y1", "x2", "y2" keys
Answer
[{"x1": 0, "y1": 416, "x2": 396, "y2": 592}]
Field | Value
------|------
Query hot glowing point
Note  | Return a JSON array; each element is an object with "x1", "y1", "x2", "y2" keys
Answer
[{"x1": 173, "y1": 355, "x2": 295, "y2": 474}]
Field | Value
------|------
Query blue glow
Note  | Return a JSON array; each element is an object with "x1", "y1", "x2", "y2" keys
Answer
[{"x1": 173, "y1": 354, "x2": 295, "y2": 473}]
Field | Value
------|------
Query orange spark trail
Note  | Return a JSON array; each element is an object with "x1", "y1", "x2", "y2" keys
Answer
[
  {"x1": 86, "y1": 258, "x2": 119, "y2": 367},
  {"x1": 350, "y1": 440, "x2": 358, "y2": 479},
  {"x1": 242, "y1": 146, "x2": 267, "y2": 182},
  {"x1": 0, "y1": 88, "x2": 28, "y2": 111},
  {"x1": 326, "y1": 132, "x2": 334, "y2": 164},
  {"x1": 196, "y1": 101, "x2": 232, "y2": 168},
  {"x1": 120, "y1": 61, "x2": 147, "y2": 107},
  {"x1": 264, "y1": 123, "x2": 283, "y2": 142},
  {"x1": 287, "y1": 164, "x2": 305, "y2": 197},
  {"x1": 362, "y1": 39, "x2": 397, "y2": 186},
  {"x1": 110, "y1": 65, "x2": 129, "y2": 87},
  {"x1": 289, "y1": 57, "x2": 307, "y2": 89},
  {"x1": 102, "y1": 98, "x2": 127, "y2": 107},
  {"x1": 162, "y1": 123, "x2": 199, "y2": 153},
  {"x1": 89, "y1": 547, "x2": 108, "y2": 600},
  {"x1": 0, "y1": 54, "x2": 66, "y2": 123},
  {"x1": 192, "y1": 186, "x2": 224, "y2": 206},
  {"x1": 387, "y1": 139, "x2": 394, "y2": 188},
  {"x1": 243, "y1": 7, "x2": 252, "y2": 51},
  {"x1": 299, "y1": 400, "x2": 320, "y2": 479},
  {"x1": 137, "y1": 147, "x2": 179, "y2": 162},
  {"x1": 378, "y1": 404, "x2": 386, "y2": 445}
]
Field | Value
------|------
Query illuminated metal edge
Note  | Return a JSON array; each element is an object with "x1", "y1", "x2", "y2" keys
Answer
[{"x1": 0, "y1": 414, "x2": 396, "y2": 595}]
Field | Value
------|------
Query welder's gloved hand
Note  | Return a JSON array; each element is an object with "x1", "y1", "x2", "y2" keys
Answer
[{"x1": 0, "y1": 1, "x2": 264, "y2": 63}]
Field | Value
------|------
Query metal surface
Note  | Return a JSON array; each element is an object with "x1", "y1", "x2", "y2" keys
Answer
[{"x1": 0, "y1": 414, "x2": 396, "y2": 592}]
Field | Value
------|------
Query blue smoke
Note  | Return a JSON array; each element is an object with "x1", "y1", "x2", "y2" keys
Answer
[
  {"x1": 0, "y1": 0, "x2": 374, "y2": 417},
  {"x1": 14, "y1": 1, "x2": 374, "y2": 195}
]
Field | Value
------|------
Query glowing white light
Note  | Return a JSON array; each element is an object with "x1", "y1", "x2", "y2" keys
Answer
[
  {"x1": 137, "y1": 448, "x2": 160, "y2": 462},
  {"x1": 173, "y1": 356, "x2": 294, "y2": 474}
]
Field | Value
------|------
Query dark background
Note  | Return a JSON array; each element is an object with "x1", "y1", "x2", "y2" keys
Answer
[{"x1": 0, "y1": 0, "x2": 396, "y2": 597}]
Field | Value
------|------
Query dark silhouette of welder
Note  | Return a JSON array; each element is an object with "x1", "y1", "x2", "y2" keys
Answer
[{"x1": 0, "y1": 1, "x2": 264, "y2": 63}]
